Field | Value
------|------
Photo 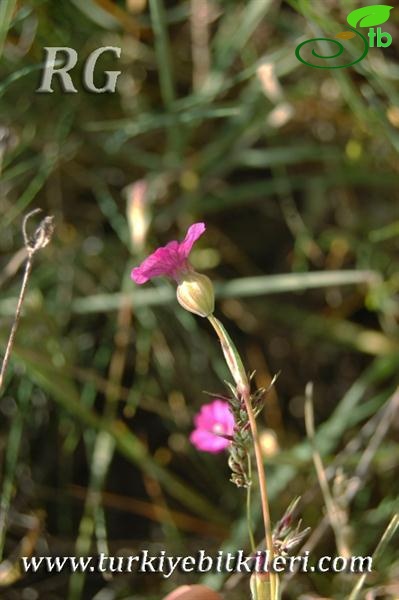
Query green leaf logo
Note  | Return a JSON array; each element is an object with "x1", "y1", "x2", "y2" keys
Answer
[{"x1": 347, "y1": 5, "x2": 393, "y2": 28}]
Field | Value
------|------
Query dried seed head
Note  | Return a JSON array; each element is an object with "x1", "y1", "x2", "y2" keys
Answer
[
  {"x1": 273, "y1": 498, "x2": 310, "y2": 554},
  {"x1": 23, "y1": 209, "x2": 55, "y2": 256},
  {"x1": 31, "y1": 216, "x2": 55, "y2": 251}
]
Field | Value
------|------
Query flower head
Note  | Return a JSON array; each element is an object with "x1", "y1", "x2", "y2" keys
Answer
[
  {"x1": 131, "y1": 222, "x2": 206, "y2": 284},
  {"x1": 131, "y1": 222, "x2": 214, "y2": 317},
  {"x1": 190, "y1": 400, "x2": 235, "y2": 453}
]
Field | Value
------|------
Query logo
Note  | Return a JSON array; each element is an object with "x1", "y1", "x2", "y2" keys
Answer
[
  {"x1": 36, "y1": 46, "x2": 121, "y2": 93},
  {"x1": 295, "y1": 4, "x2": 393, "y2": 69}
]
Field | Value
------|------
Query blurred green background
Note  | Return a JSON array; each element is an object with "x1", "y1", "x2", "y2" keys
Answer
[{"x1": 1, "y1": 0, "x2": 399, "y2": 598}]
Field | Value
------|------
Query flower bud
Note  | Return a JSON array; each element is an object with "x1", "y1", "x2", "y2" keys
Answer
[{"x1": 176, "y1": 271, "x2": 215, "y2": 318}]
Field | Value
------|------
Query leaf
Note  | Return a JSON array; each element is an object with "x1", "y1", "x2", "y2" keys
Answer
[
  {"x1": 347, "y1": 5, "x2": 393, "y2": 28},
  {"x1": 335, "y1": 31, "x2": 356, "y2": 39}
]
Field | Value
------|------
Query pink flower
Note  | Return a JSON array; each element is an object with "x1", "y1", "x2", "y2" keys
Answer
[
  {"x1": 131, "y1": 222, "x2": 206, "y2": 284},
  {"x1": 190, "y1": 400, "x2": 235, "y2": 453}
]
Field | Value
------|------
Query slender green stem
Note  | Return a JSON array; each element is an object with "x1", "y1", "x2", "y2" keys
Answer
[
  {"x1": 0, "y1": 0, "x2": 17, "y2": 60},
  {"x1": 207, "y1": 315, "x2": 249, "y2": 393},
  {"x1": 246, "y1": 454, "x2": 256, "y2": 554},
  {"x1": 305, "y1": 383, "x2": 350, "y2": 558},
  {"x1": 246, "y1": 455, "x2": 259, "y2": 600},
  {"x1": 242, "y1": 386, "x2": 278, "y2": 599},
  {"x1": 348, "y1": 513, "x2": 399, "y2": 600},
  {"x1": 68, "y1": 285, "x2": 132, "y2": 600},
  {"x1": 207, "y1": 314, "x2": 278, "y2": 598},
  {"x1": 73, "y1": 270, "x2": 380, "y2": 314},
  {"x1": 148, "y1": 0, "x2": 182, "y2": 160}
]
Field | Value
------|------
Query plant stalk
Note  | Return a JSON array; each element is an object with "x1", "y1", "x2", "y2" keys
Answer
[
  {"x1": 207, "y1": 314, "x2": 278, "y2": 598},
  {"x1": 0, "y1": 257, "x2": 32, "y2": 393},
  {"x1": 242, "y1": 386, "x2": 278, "y2": 599}
]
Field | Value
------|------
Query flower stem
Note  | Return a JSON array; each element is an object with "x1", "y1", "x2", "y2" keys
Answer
[
  {"x1": 207, "y1": 314, "x2": 278, "y2": 599},
  {"x1": 0, "y1": 210, "x2": 54, "y2": 394},
  {"x1": 246, "y1": 454, "x2": 256, "y2": 554},
  {"x1": 207, "y1": 315, "x2": 249, "y2": 394},
  {"x1": 242, "y1": 386, "x2": 278, "y2": 599}
]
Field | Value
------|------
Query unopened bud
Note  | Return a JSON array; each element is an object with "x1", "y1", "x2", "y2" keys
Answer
[
  {"x1": 125, "y1": 179, "x2": 150, "y2": 252},
  {"x1": 176, "y1": 272, "x2": 215, "y2": 318}
]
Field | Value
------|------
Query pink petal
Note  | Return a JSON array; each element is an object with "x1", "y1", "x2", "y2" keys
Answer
[
  {"x1": 210, "y1": 400, "x2": 235, "y2": 432},
  {"x1": 178, "y1": 223, "x2": 206, "y2": 258},
  {"x1": 189, "y1": 429, "x2": 230, "y2": 453},
  {"x1": 194, "y1": 400, "x2": 234, "y2": 435},
  {"x1": 131, "y1": 223, "x2": 206, "y2": 285},
  {"x1": 190, "y1": 400, "x2": 235, "y2": 453},
  {"x1": 194, "y1": 404, "x2": 217, "y2": 430},
  {"x1": 131, "y1": 241, "x2": 183, "y2": 284}
]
